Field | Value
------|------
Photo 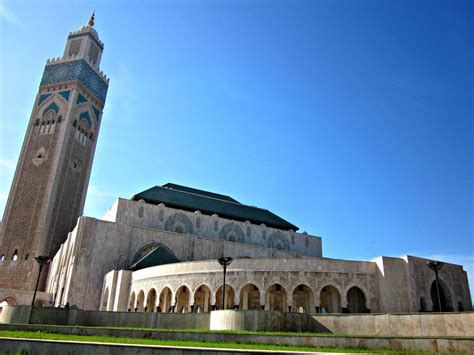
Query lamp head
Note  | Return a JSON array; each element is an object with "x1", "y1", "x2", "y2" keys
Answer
[
  {"x1": 218, "y1": 256, "x2": 233, "y2": 267},
  {"x1": 35, "y1": 255, "x2": 52, "y2": 266},
  {"x1": 427, "y1": 261, "x2": 444, "y2": 271}
]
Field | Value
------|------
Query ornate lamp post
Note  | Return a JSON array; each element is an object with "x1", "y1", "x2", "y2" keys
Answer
[
  {"x1": 427, "y1": 261, "x2": 444, "y2": 312},
  {"x1": 28, "y1": 255, "x2": 52, "y2": 323},
  {"x1": 218, "y1": 257, "x2": 233, "y2": 310}
]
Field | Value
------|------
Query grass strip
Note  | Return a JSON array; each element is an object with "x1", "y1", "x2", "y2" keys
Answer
[
  {"x1": 2, "y1": 330, "x2": 456, "y2": 354},
  {"x1": 2, "y1": 323, "x2": 473, "y2": 340}
]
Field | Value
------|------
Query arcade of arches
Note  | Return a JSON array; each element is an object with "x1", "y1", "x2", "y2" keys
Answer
[{"x1": 122, "y1": 283, "x2": 369, "y2": 314}]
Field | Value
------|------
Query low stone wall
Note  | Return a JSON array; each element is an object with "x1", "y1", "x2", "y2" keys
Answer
[
  {"x1": 2, "y1": 305, "x2": 473, "y2": 338},
  {"x1": 210, "y1": 310, "x2": 330, "y2": 333},
  {"x1": 0, "y1": 337, "x2": 260, "y2": 354},
  {"x1": 312, "y1": 312, "x2": 474, "y2": 337},
  {"x1": 71, "y1": 309, "x2": 210, "y2": 330},
  {"x1": 0, "y1": 324, "x2": 473, "y2": 353},
  {"x1": 0, "y1": 305, "x2": 210, "y2": 330},
  {"x1": 0, "y1": 306, "x2": 69, "y2": 325}
]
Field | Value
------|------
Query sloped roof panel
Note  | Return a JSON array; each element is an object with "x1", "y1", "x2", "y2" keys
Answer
[{"x1": 132, "y1": 184, "x2": 298, "y2": 231}]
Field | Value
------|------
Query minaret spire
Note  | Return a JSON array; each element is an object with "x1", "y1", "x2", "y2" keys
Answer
[{"x1": 88, "y1": 11, "x2": 95, "y2": 27}]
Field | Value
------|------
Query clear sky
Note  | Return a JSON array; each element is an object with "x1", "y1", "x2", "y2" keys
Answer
[{"x1": 0, "y1": 0, "x2": 472, "y2": 291}]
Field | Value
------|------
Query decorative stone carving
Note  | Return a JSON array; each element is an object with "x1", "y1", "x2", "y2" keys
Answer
[
  {"x1": 165, "y1": 212, "x2": 194, "y2": 235},
  {"x1": 219, "y1": 223, "x2": 245, "y2": 243},
  {"x1": 268, "y1": 232, "x2": 290, "y2": 251}
]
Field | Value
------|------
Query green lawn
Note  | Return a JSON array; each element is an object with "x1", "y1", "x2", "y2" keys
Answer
[
  {"x1": 0, "y1": 329, "x2": 452, "y2": 354},
  {"x1": 3, "y1": 323, "x2": 473, "y2": 340}
]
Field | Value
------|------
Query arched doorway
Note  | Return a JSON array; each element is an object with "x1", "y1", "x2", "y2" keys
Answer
[
  {"x1": 293, "y1": 285, "x2": 314, "y2": 313},
  {"x1": 0, "y1": 297, "x2": 17, "y2": 316},
  {"x1": 128, "y1": 292, "x2": 135, "y2": 312},
  {"x1": 175, "y1": 285, "x2": 190, "y2": 313},
  {"x1": 130, "y1": 242, "x2": 180, "y2": 271},
  {"x1": 430, "y1": 280, "x2": 452, "y2": 312},
  {"x1": 35, "y1": 300, "x2": 47, "y2": 307},
  {"x1": 240, "y1": 284, "x2": 261, "y2": 310},
  {"x1": 146, "y1": 289, "x2": 157, "y2": 312},
  {"x1": 216, "y1": 285, "x2": 235, "y2": 310},
  {"x1": 265, "y1": 284, "x2": 287, "y2": 311},
  {"x1": 320, "y1": 285, "x2": 341, "y2": 313},
  {"x1": 347, "y1": 286, "x2": 367, "y2": 313},
  {"x1": 193, "y1": 285, "x2": 211, "y2": 313},
  {"x1": 0, "y1": 297, "x2": 16, "y2": 306},
  {"x1": 159, "y1": 287, "x2": 172, "y2": 312},
  {"x1": 136, "y1": 290, "x2": 145, "y2": 312}
]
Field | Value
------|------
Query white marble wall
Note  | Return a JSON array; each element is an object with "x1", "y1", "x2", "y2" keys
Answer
[{"x1": 103, "y1": 198, "x2": 322, "y2": 258}]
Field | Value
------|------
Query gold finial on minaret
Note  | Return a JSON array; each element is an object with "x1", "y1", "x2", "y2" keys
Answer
[{"x1": 88, "y1": 11, "x2": 95, "y2": 27}]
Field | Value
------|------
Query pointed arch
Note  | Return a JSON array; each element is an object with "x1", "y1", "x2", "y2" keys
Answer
[
  {"x1": 136, "y1": 290, "x2": 145, "y2": 312},
  {"x1": 146, "y1": 288, "x2": 157, "y2": 312},
  {"x1": 292, "y1": 284, "x2": 315, "y2": 313},
  {"x1": 165, "y1": 213, "x2": 194, "y2": 235},
  {"x1": 215, "y1": 284, "x2": 235, "y2": 310},
  {"x1": 347, "y1": 286, "x2": 368, "y2": 313},
  {"x1": 193, "y1": 283, "x2": 212, "y2": 313},
  {"x1": 239, "y1": 283, "x2": 261, "y2": 310},
  {"x1": 219, "y1": 223, "x2": 245, "y2": 243},
  {"x1": 130, "y1": 242, "x2": 180, "y2": 270},
  {"x1": 175, "y1": 284, "x2": 191, "y2": 313},
  {"x1": 42, "y1": 102, "x2": 60, "y2": 117},
  {"x1": 79, "y1": 111, "x2": 92, "y2": 129},
  {"x1": 158, "y1": 286, "x2": 172, "y2": 313},
  {"x1": 430, "y1": 278, "x2": 454, "y2": 312},
  {"x1": 265, "y1": 283, "x2": 288, "y2": 311},
  {"x1": 268, "y1": 232, "x2": 290, "y2": 251},
  {"x1": 344, "y1": 283, "x2": 370, "y2": 309},
  {"x1": 1, "y1": 297, "x2": 17, "y2": 306},
  {"x1": 319, "y1": 284, "x2": 342, "y2": 313}
]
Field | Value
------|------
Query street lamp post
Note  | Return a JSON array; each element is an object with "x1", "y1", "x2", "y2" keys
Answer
[
  {"x1": 427, "y1": 261, "x2": 444, "y2": 312},
  {"x1": 217, "y1": 257, "x2": 233, "y2": 310},
  {"x1": 28, "y1": 255, "x2": 52, "y2": 323}
]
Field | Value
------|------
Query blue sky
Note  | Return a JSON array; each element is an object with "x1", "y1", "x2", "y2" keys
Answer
[{"x1": 0, "y1": 0, "x2": 472, "y2": 290}]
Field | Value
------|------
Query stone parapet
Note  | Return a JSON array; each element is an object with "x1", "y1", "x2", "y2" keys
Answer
[{"x1": 1, "y1": 310, "x2": 473, "y2": 353}]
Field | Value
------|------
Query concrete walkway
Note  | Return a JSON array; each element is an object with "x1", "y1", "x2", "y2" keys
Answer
[{"x1": 0, "y1": 337, "x2": 352, "y2": 354}]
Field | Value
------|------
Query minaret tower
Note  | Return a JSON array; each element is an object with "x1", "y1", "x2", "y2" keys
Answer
[{"x1": 0, "y1": 14, "x2": 109, "y2": 291}]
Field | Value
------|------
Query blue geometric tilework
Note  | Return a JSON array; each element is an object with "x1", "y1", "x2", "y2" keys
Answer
[
  {"x1": 79, "y1": 111, "x2": 91, "y2": 128},
  {"x1": 43, "y1": 102, "x2": 59, "y2": 117},
  {"x1": 92, "y1": 106, "x2": 101, "y2": 122},
  {"x1": 77, "y1": 93, "x2": 88, "y2": 104},
  {"x1": 59, "y1": 90, "x2": 71, "y2": 101},
  {"x1": 40, "y1": 59, "x2": 108, "y2": 103},
  {"x1": 38, "y1": 93, "x2": 52, "y2": 106}
]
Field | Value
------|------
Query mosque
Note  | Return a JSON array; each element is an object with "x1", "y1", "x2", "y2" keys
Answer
[{"x1": 0, "y1": 16, "x2": 471, "y2": 316}]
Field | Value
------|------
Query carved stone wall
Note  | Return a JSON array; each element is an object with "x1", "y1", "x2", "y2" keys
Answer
[
  {"x1": 123, "y1": 259, "x2": 379, "y2": 314},
  {"x1": 106, "y1": 199, "x2": 322, "y2": 258}
]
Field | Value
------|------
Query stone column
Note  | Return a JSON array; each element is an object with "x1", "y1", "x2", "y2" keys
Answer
[
  {"x1": 170, "y1": 292, "x2": 176, "y2": 313},
  {"x1": 163, "y1": 290, "x2": 169, "y2": 312},
  {"x1": 204, "y1": 288, "x2": 209, "y2": 313},
  {"x1": 287, "y1": 295, "x2": 294, "y2": 313}
]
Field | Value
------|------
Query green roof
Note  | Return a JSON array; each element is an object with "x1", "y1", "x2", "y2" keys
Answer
[
  {"x1": 132, "y1": 183, "x2": 298, "y2": 231},
  {"x1": 129, "y1": 245, "x2": 181, "y2": 270}
]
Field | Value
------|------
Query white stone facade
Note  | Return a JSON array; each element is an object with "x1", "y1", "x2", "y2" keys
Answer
[{"x1": 45, "y1": 196, "x2": 471, "y2": 314}]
